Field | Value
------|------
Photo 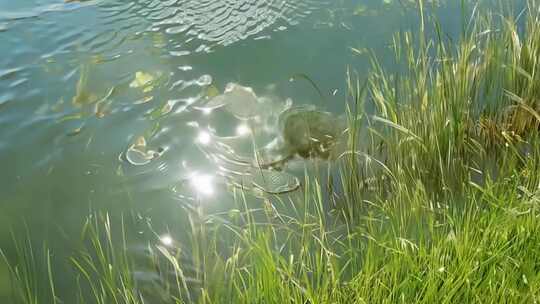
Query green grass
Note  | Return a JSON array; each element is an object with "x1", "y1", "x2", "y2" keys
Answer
[{"x1": 3, "y1": 1, "x2": 540, "y2": 303}]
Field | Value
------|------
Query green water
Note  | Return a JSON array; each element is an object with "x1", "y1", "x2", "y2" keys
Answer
[{"x1": 0, "y1": 0, "x2": 521, "y2": 301}]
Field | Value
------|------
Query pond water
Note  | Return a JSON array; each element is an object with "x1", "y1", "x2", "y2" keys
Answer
[{"x1": 0, "y1": 0, "x2": 518, "y2": 301}]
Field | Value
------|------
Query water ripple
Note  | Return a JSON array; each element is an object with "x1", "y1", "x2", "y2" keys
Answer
[{"x1": 137, "y1": 0, "x2": 324, "y2": 51}]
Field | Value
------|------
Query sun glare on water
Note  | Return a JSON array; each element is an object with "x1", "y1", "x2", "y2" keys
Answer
[
  {"x1": 236, "y1": 123, "x2": 251, "y2": 136},
  {"x1": 197, "y1": 131, "x2": 212, "y2": 145},
  {"x1": 189, "y1": 173, "x2": 215, "y2": 196},
  {"x1": 159, "y1": 234, "x2": 174, "y2": 246}
]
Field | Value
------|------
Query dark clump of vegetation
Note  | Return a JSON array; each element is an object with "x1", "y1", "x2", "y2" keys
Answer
[{"x1": 3, "y1": 1, "x2": 540, "y2": 303}]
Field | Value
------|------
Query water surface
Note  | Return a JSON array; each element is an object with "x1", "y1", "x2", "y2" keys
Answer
[{"x1": 0, "y1": 0, "x2": 514, "y2": 301}]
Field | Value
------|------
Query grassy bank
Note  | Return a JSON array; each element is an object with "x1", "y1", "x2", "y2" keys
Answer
[{"x1": 3, "y1": 1, "x2": 540, "y2": 303}]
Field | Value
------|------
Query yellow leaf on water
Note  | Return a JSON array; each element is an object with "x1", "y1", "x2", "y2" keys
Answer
[
  {"x1": 130, "y1": 71, "x2": 155, "y2": 90},
  {"x1": 205, "y1": 84, "x2": 220, "y2": 99},
  {"x1": 134, "y1": 136, "x2": 147, "y2": 149}
]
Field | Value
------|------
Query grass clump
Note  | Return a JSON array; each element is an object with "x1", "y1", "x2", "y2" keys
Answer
[{"x1": 2, "y1": 1, "x2": 540, "y2": 303}]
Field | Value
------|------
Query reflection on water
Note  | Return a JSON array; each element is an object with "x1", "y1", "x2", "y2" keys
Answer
[
  {"x1": 148, "y1": 0, "x2": 324, "y2": 52},
  {"x1": 159, "y1": 234, "x2": 174, "y2": 247},
  {"x1": 236, "y1": 123, "x2": 251, "y2": 136},
  {"x1": 196, "y1": 130, "x2": 212, "y2": 145},
  {"x1": 164, "y1": 82, "x2": 304, "y2": 202},
  {"x1": 188, "y1": 173, "x2": 215, "y2": 197}
]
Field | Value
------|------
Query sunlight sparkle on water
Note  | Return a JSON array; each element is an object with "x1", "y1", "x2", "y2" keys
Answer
[
  {"x1": 189, "y1": 173, "x2": 214, "y2": 196},
  {"x1": 236, "y1": 124, "x2": 251, "y2": 136},
  {"x1": 197, "y1": 131, "x2": 211, "y2": 145},
  {"x1": 160, "y1": 234, "x2": 174, "y2": 246}
]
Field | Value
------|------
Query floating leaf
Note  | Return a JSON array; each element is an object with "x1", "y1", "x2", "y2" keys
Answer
[
  {"x1": 134, "y1": 136, "x2": 147, "y2": 149},
  {"x1": 205, "y1": 84, "x2": 220, "y2": 99},
  {"x1": 130, "y1": 71, "x2": 156, "y2": 93}
]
